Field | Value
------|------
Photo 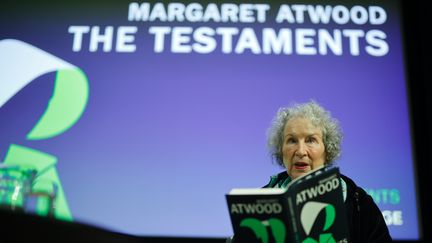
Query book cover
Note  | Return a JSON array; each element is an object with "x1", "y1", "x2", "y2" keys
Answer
[{"x1": 226, "y1": 166, "x2": 349, "y2": 243}]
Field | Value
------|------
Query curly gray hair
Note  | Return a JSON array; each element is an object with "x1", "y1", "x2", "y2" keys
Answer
[{"x1": 266, "y1": 100, "x2": 342, "y2": 167}]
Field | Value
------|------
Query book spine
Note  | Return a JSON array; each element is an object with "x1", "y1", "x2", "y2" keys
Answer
[{"x1": 287, "y1": 196, "x2": 300, "y2": 243}]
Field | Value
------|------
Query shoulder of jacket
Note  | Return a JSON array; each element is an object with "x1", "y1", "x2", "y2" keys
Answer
[{"x1": 340, "y1": 174, "x2": 376, "y2": 207}]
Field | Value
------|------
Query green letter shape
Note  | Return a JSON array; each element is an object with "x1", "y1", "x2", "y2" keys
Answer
[
  {"x1": 27, "y1": 68, "x2": 89, "y2": 140},
  {"x1": 3, "y1": 144, "x2": 72, "y2": 221},
  {"x1": 240, "y1": 218, "x2": 268, "y2": 243},
  {"x1": 268, "y1": 218, "x2": 286, "y2": 243}
]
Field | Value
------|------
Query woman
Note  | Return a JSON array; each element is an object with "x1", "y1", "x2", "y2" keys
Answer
[{"x1": 264, "y1": 100, "x2": 392, "y2": 243}]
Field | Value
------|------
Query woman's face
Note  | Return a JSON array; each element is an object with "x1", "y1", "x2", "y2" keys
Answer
[{"x1": 282, "y1": 117, "x2": 326, "y2": 179}]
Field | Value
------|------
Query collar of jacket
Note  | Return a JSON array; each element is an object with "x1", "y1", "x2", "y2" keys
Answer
[{"x1": 264, "y1": 171, "x2": 290, "y2": 188}]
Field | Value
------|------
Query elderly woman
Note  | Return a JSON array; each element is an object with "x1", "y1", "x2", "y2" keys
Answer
[{"x1": 265, "y1": 100, "x2": 391, "y2": 243}]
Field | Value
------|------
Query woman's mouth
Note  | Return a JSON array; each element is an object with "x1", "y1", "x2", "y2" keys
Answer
[{"x1": 294, "y1": 161, "x2": 309, "y2": 170}]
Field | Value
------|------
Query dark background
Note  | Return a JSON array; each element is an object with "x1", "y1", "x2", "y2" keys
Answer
[{"x1": 402, "y1": 0, "x2": 430, "y2": 242}]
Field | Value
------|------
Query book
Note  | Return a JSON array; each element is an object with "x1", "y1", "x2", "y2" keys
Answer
[{"x1": 226, "y1": 166, "x2": 349, "y2": 243}]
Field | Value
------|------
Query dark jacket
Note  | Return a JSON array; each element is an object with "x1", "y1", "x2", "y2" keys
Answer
[{"x1": 262, "y1": 171, "x2": 392, "y2": 243}]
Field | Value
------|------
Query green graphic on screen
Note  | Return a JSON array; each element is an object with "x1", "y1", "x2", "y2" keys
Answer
[{"x1": 0, "y1": 39, "x2": 89, "y2": 220}]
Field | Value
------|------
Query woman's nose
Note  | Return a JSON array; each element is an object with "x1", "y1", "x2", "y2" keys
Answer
[{"x1": 295, "y1": 142, "x2": 307, "y2": 157}]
